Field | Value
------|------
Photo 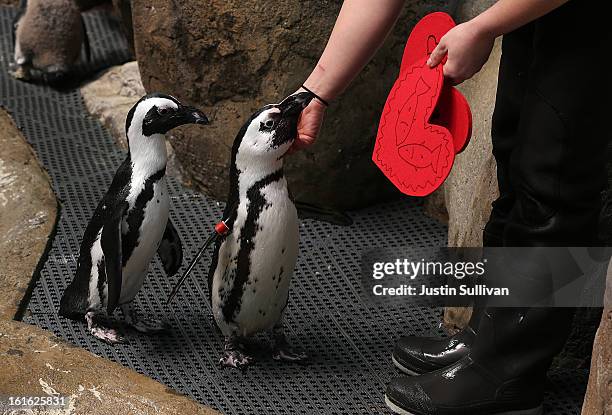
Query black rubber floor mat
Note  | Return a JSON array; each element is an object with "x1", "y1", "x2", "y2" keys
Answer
[{"x1": 0, "y1": 7, "x2": 588, "y2": 415}]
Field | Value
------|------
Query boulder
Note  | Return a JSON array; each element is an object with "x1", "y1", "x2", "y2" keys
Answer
[
  {"x1": 80, "y1": 61, "x2": 145, "y2": 144},
  {"x1": 0, "y1": 109, "x2": 57, "y2": 320},
  {"x1": 132, "y1": 0, "x2": 446, "y2": 209},
  {"x1": 444, "y1": 35, "x2": 501, "y2": 247},
  {"x1": 582, "y1": 145, "x2": 612, "y2": 414},
  {"x1": 442, "y1": 34, "x2": 501, "y2": 330},
  {"x1": 0, "y1": 320, "x2": 220, "y2": 415},
  {"x1": 582, "y1": 266, "x2": 612, "y2": 415}
]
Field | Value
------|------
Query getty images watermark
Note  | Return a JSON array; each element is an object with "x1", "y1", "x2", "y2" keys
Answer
[
  {"x1": 361, "y1": 247, "x2": 610, "y2": 308},
  {"x1": 371, "y1": 258, "x2": 509, "y2": 297}
]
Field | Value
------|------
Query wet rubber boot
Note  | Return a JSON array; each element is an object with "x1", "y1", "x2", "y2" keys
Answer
[
  {"x1": 386, "y1": 307, "x2": 576, "y2": 415},
  {"x1": 392, "y1": 311, "x2": 479, "y2": 376}
]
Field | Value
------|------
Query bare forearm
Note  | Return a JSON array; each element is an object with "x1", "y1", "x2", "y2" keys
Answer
[
  {"x1": 472, "y1": 0, "x2": 569, "y2": 37},
  {"x1": 304, "y1": 0, "x2": 405, "y2": 101}
]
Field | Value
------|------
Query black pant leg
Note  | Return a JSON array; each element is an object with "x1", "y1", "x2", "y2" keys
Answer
[
  {"x1": 483, "y1": 24, "x2": 534, "y2": 247},
  {"x1": 503, "y1": 2, "x2": 611, "y2": 247}
]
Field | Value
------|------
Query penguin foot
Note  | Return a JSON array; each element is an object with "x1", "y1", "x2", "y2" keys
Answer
[
  {"x1": 85, "y1": 312, "x2": 126, "y2": 345},
  {"x1": 272, "y1": 346, "x2": 309, "y2": 364},
  {"x1": 219, "y1": 350, "x2": 254, "y2": 369},
  {"x1": 90, "y1": 326, "x2": 127, "y2": 345},
  {"x1": 121, "y1": 303, "x2": 170, "y2": 334},
  {"x1": 129, "y1": 318, "x2": 171, "y2": 334},
  {"x1": 270, "y1": 325, "x2": 308, "y2": 364},
  {"x1": 219, "y1": 336, "x2": 253, "y2": 369},
  {"x1": 8, "y1": 63, "x2": 28, "y2": 80}
]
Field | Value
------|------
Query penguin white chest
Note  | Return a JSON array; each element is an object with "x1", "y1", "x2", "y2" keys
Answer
[
  {"x1": 213, "y1": 180, "x2": 299, "y2": 337},
  {"x1": 120, "y1": 178, "x2": 170, "y2": 303}
]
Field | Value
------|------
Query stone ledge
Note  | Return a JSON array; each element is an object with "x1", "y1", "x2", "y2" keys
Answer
[
  {"x1": 0, "y1": 320, "x2": 219, "y2": 415},
  {"x1": 0, "y1": 108, "x2": 57, "y2": 321}
]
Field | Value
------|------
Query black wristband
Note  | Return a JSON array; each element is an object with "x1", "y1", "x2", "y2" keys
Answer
[{"x1": 301, "y1": 85, "x2": 330, "y2": 107}]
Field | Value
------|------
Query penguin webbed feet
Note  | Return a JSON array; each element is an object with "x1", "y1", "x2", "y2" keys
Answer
[
  {"x1": 85, "y1": 311, "x2": 127, "y2": 345},
  {"x1": 128, "y1": 318, "x2": 171, "y2": 334},
  {"x1": 271, "y1": 329, "x2": 309, "y2": 365},
  {"x1": 219, "y1": 336, "x2": 254, "y2": 370},
  {"x1": 8, "y1": 61, "x2": 29, "y2": 81},
  {"x1": 120, "y1": 303, "x2": 171, "y2": 334}
]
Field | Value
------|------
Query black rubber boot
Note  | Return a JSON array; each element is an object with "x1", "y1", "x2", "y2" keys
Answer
[
  {"x1": 392, "y1": 314, "x2": 477, "y2": 376},
  {"x1": 386, "y1": 307, "x2": 575, "y2": 415}
]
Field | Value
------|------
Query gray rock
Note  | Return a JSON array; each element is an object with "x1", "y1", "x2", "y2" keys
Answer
[
  {"x1": 0, "y1": 320, "x2": 221, "y2": 415},
  {"x1": 80, "y1": 61, "x2": 145, "y2": 144},
  {"x1": 444, "y1": 37, "x2": 501, "y2": 249},
  {"x1": 131, "y1": 0, "x2": 447, "y2": 209},
  {"x1": 582, "y1": 266, "x2": 612, "y2": 415}
]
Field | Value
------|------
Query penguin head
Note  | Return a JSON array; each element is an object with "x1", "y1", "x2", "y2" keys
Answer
[
  {"x1": 234, "y1": 92, "x2": 314, "y2": 160},
  {"x1": 126, "y1": 93, "x2": 209, "y2": 140},
  {"x1": 124, "y1": 93, "x2": 208, "y2": 169}
]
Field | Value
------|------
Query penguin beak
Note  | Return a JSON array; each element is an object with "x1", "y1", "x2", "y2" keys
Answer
[
  {"x1": 277, "y1": 92, "x2": 315, "y2": 117},
  {"x1": 177, "y1": 106, "x2": 210, "y2": 125}
]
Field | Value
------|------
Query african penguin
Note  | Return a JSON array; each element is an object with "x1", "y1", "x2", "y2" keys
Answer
[
  {"x1": 11, "y1": 0, "x2": 91, "y2": 84},
  {"x1": 208, "y1": 91, "x2": 314, "y2": 368},
  {"x1": 59, "y1": 93, "x2": 208, "y2": 344}
]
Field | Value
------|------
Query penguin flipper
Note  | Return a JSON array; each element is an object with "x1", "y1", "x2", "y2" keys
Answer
[
  {"x1": 101, "y1": 202, "x2": 127, "y2": 314},
  {"x1": 81, "y1": 15, "x2": 92, "y2": 62},
  {"x1": 158, "y1": 219, "x2": 183, "y2": 277}
]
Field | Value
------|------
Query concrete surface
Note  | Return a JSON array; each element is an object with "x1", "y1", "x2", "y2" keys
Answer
[{"x1": 0, "y1": 108, "x2": 57, "y2": 321}]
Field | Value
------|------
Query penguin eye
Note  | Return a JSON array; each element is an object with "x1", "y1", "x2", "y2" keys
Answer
[
  {"x1": 265, "y1": 120, "x2": 275, "y2": 128},
  {"x1": 157, "y1": 107, "x2": 171, "y2": 115}
]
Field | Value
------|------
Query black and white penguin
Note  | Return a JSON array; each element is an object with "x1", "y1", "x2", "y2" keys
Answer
[
  {"x1": 11, "y1": 0, "x2": 90, "y2": 83},
  {"x1": 59, "y1": 93, "x2": 208, "y2": 344},
  {"x1": 209, "y1": 91, "x2": 314, "y2": 368}
]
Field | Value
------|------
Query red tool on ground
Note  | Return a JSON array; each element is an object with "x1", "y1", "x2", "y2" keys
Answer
[{"x1": 372, "y1": 12, "x2": 472, "y2": 197}]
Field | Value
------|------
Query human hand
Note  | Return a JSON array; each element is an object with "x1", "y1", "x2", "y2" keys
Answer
[
  {"x1": 288, "y1": 93, "x2": 327, "y2": 153},
  {"x1": 427, "y1": 20, "x2": 495, "y2": 85}
]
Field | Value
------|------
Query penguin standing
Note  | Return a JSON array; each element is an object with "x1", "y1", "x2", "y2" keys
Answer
[
  {"x1": 59, "y1": 93, "x2": 208, "y2": 344},
  {"x1": 209, "y1": 92, "x2": 314, "y2": 368},
  {"x1": 11, "y1": 0, "x2": 90, "y2": 83}
]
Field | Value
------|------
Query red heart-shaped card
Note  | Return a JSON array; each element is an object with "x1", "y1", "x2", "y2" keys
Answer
[{"x1": 372, "y1": 12, "x2": 472, "y2": 197}]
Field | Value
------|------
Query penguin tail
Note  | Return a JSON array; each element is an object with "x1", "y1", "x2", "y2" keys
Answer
[{"x1": 58, "y1": 284, "x2": 87, "y2": 321}]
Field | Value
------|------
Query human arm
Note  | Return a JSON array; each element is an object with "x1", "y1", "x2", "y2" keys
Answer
[
  {"x1": 292, "y1": 0, "x2": 406, "y2": 151},
  {"x1": 428, "y1": 0, "x2": 570, "y2": 84}
]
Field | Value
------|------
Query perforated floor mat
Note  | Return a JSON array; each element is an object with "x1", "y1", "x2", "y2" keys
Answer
[{"x1": 0, "y1": 7, "x2": 588, "y2": 415}]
